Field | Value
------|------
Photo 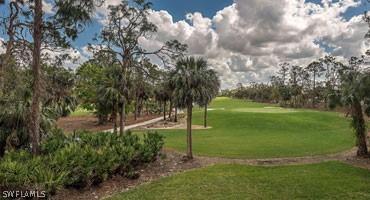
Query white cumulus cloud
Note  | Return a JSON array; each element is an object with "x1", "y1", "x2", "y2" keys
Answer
[{"x1": 91, "y1": 0, "x2": 370, "y2": 88}]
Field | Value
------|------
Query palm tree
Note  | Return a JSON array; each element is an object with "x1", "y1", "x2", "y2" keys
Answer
[
  {"x1": 170, "y1": 57, "x2": 218, "y2": 159},
  {"x1": 198, "y1": 70, "x2": 220, "y2": 128},
  {"x1": 99, "y1": 65, "x2": 123, "y2": 134},
  {"x1": 329, "y1": 57, "x2": 370, "y2": 157},
  {"x1": 155, "y1": 82, "x2": 171, "y2": 121}
]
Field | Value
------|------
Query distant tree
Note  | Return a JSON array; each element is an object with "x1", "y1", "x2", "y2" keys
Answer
[
  {"x1": 43, "y1": 65, "x2": 77, "y2": 118},
  {"x1": 98, "y1": 65, "x2": 123, "y2": 133},
  {"x1": 198, "y1": 69, "x2": 220, "y2": 128},
  {"x1": 319, "y1": 55, "x2": 344, "y2": 108},
  {"x1": 132, "y1": 60, "x2": 160, "y2": 120},
  {"x1": 306, "y1": 61, "x2": 325, "y2": 107},
  {"x1": 289, "y1": 65, "x2": 303, "y2": 107},
  {"x1": 278, "y1": 62, "x2": 290, "y2": 86},
  {"x1": 75, "y1": 62, "x2": 105, "y2": 110},
  {"x1": 155, "y1": 81, "x2": 171, "y2": 121}
]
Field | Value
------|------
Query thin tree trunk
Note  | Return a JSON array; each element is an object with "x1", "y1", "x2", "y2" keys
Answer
[
  {"x1": 174, "y1": 107, "x2": 178, "y2": 122},
  {"x1": 119, "y1": 51, "x2": 130, "y2": 135},
  {"x1": 30, "y1": 0, "x2": 42, "y2": 155},
  {"x1": 134, "y1": 96, "x2": 138, "y2": 121},
  {"x1": 169, "y1": 99, "x2": 173, "y2": 120},
  {"x1": 312, "y1": 72, "x2": 316, "y2": 108},
  {"x1": 204, "y1": 104, "x2": 208, "y2": 128},
  {"x1": 186, "y1": 102, "x2": 193, "y2": 159},
  {"x1": 138, "y1": 99, "x2": 143, "y2": 117},
  {"x1": 163, "y1": 101, "x2": 166, "y2": 120},
  {"x1": 353, "y1": 100, "x2": 368, "y2": 157},
  {"x1": 146, "y1": 102, "x2": 149, "y2": 115},
  {"x1": 119, "y1": 98, "x2": 126, "y2": 135},
  {"x1": 113, "y1": 100, "x2": 117, "y2": 134}
]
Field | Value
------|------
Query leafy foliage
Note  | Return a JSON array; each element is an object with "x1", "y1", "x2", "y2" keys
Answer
[
  {"x1": 0, "y1": 130, "x2": 164, "y2": 195},
  {"x1": 170, "y1": 57, "x2": 217, "y2": 108}
]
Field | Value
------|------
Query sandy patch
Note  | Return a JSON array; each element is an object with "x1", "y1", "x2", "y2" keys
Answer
[
  {"x1": 57, "y1": 114, "x2": 161, "y2": 133},
  {"x1": 231, "y1": 107, "x2": 297, "y2": 113},
  {"x1": 207, "y1": 108, "x2": 225, "y2": 111},
  {"x1": 146, "y1": 124, "x2": 212, "y2": 130},
  {"x1": 135, "y1": 117, "x2": 212, "y2": 130}
]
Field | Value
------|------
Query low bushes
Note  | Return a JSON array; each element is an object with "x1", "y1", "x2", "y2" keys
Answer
[{"x1": 0, "y1": 130, "x2": 164, "y2": 196}]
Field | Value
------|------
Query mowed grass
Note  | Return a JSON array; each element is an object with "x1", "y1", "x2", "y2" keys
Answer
[
  {"x1": 109, "y1": 162, "x2": 370, "y2": 200},
  {"x1": 158, "y1": 97, "x2": 355, "y2": 158},
  {"x1": 70, "y1": 106, "x2": 94, "y2": 117}
]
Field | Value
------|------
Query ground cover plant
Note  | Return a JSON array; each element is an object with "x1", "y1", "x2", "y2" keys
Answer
[
  {"x1": 157, "y1": 97, "x2": 354, "y2": 158},
  {"x1": 0, "y1": 130, "x2": 164, "y2": 197},
  {"x1": 109, "y1": 161, "x2": 370, "y2": 200}
]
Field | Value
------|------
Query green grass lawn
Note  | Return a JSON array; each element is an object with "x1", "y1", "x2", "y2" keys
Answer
[
  {"x1": 156, "y1": 97, "x2": 355, "y2": 158},
  {"x1": 109, "y1": 162, "x2": 370, "y2": 200},
  {"x1": 70, "y1": 106, "x2": 94, "y2": 117}
]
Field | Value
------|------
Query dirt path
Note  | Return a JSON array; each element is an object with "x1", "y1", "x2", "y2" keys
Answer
[
  {"x1": 193, "y1": 147, "x2": 358, "y2": 167},
  {"x1": 57, "y1": 114, "x2": 161, "y2": 133},
  {"x1": 104, "y1": 116, "x2": 167, "y2": 133}
]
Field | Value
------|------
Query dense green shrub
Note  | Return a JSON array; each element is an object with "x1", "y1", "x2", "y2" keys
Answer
[
  {"x1": 40, "y1": 129, "x2": 69, "y2": 154},
  {"x1": 0, "y1": 151, "x2": 31, "y2": 188},
  {"x1": 0, "y1": 130, "x2": 164, "y2": 195},
  {"x1": 140, "y1": 132, "x2": 165, "y2": 163},
  {"x1": 0, "y1": 150, "x2": 66, "y2": 195}
]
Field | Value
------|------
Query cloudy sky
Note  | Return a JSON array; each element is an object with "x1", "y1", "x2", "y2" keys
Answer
[{"x1": 1, "y1": 0, "x2": 370, "y2": 88}]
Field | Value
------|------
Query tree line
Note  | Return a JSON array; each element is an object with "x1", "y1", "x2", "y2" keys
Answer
[
  {"x1": 225, "y1": 56, "x2": 345, "y2": 108},
  {"x1": 222, "y1": 55, "x2": 370, "y2": 157}
]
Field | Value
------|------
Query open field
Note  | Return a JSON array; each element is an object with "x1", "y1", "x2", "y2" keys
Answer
[
  {"x1": 155, "y1": 97, "x2": 354, "y2": 159},
  {"x1": 109, "y1": 162, "x2": 370, "y2": 200}
]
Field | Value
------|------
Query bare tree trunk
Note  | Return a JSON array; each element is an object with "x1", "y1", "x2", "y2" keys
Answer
[
  {"x1": 204, "y1": 104, "x2": 208, "y2": 128},
  {"x1": 138, "y1": 99, "x2": 143, "y2": 117},
  {"x1": 30, "y1": 0, "x2": 42, "y2": 155},
  {"x1": 174, "y1": 107, "x2": 178, "y2": 122},
  {"x1": 119, "y1": 98, "x2": 126, "y2": 135},
  {"x1": 163, "y1": 101, "x2": 166, "y2": 120},
  {"x1": 186, "y1": 102, "x2": 193, "y2": 159},
  {"x1": 312, "y1": 72, "x2": 316, "y2": 108},
  {"x1": 169, "y1": 99, "x2": 173, "y2": 120},
  {"x1": 146, "y1": 102, "x2": 149, "y2": 115},
  {"x1": 134, "y1": 96, "x2": 138, "y2": 121},
  {"x1": 353, "y1": 100, "x2": 368, "y2": 157},
  {"x1": 113, "y1": 100, "x2": 117, "y2": 134}
]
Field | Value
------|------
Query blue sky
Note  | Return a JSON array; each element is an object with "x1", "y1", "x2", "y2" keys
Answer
[{"x1": 151, "y1": 0, "x2": 234, "y2": 21}]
